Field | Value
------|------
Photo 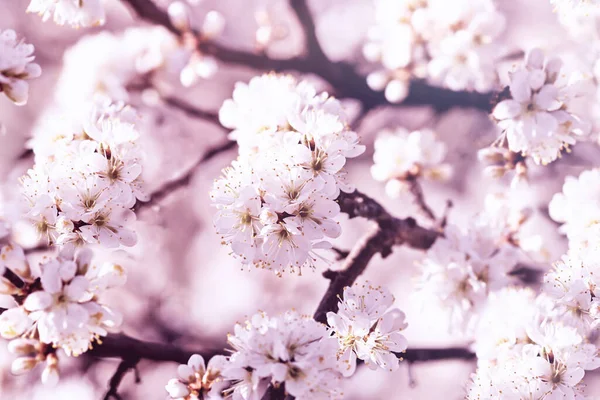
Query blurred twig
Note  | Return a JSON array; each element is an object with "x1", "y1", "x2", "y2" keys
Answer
[
  {"x1": 133, "y1": 139, "x2": 236, "y2": 213},
  {"x1": 102, "y1": 358, "x2": 141, "y2": 400},
  {"x1": 407, "y1": 179, "x2": 437, "y2": 221},
  {"x1": 161, "y1": 96, "x2": 220, "y2": 125},
  {"x1": 118, "y1": 0, "x2": 496, "y2": 113}
]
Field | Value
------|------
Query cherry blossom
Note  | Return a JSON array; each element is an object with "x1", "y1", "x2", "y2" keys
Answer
[
  {"x1": 20, "y1": 102, "x2": 143, "y2": 250},
  {"x1": 27, "y1": 0, "x2": 106, "y2": 28},
  {"x1": 0, "y1": 29, "x2": 41, "y2": 106},
  {"x1": 0, "y1": 243, "x2": 125, "y2": 384},
  {"x1": 326, "y1": 282, "x2": 408, "y2": 376},
  {"x1": 371, "y1": 127, "x2": 451, "y2": 197},
  {"x1": 223, "y1": 310, "x2": 342, "y2": 400},
  {"x1": 364, "y1": 0, "x2": 505, "y2": 101},
  {"x1": 165, "y1": 354, "x2": 229, "y2": 400},
  {"x1": 492, "y1": 48, "x2": 591, "y2": 165},
  {"x1": 213, "y1": 74, "x2": 364, "y2": 274},
  {"x1": 416, "y1": 221, "x2": 520, "y2": 332}
]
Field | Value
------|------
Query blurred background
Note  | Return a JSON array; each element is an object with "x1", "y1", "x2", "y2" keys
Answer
[{"x1": 1, "y1": 0, "x2": 600, "y2": 398}]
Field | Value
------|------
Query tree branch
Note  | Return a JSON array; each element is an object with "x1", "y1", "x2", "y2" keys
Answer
[
  {"x1": 102, "y1": 358, "x2": 140, "y2": 400},
  {"x1": 314, "y1": 190, "x2": 441, "y2": 324},
  {"x1": 407, "y1": 179, "x2": 437, "y2": 222},
  {"x1": 118, "y1": 0, "x2": 496, "y2": 113},
  {"x1": 161, "y1": 96, "x2": 220, "y2": 125},
  {"x1": 133, "y1": 139, "x2": 236, "y2": 212},
  {"x1": 88, "y1": 333, "x2": 223, "y2": 364},
  {"x1": 401, "y1": 347, "x2": 475, "y2": 362}
]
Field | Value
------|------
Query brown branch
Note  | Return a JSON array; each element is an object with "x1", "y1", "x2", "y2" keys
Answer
[
  {"x1": 407, "y1": 179, "x2": 436, "y2": 222},
  {"x1": 162, "y1": 96, "x2": 220, "y2": 125},
  {"x1": 88, "y1": 333, "x2": 223, "y2": 364},
  {"x1": 133, "y1": 139, "x2": 236, "y2": 212},
  {"x1": 118, "y1": 0, "x2": 496, "y2": 113},
  {"x1": 2, "y1": 268, "x2": 25, "y2": 289},
  {"x1": 102, "y1": 358, "x2": 140, "y2": 400},
  {"x1": 401, "y1": 347, "x2": 475, "y2": 362},
  {"x1": 313, "y1": 190, "x2": 441, "y2": 324},
  {"x1": 289, "y1": 0, "x2": 329, "y2": 64}
]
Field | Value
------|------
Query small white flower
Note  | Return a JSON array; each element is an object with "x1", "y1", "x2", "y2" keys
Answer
[
  {"x1": 166, "y1": 354, "x2": 229, "y2": 400},
  {"x1": 371, "y1": 128, "x2": 451, "y2": 197},
  {"x1": 27, "y1": 0, "x2": 106, "y2": 28},
  {"x1": 0, "y1": 30, "x2": 41, "y2": 106},
  {"x1": 416, "y1": 222, "x2": 519, "y2": 332},
  {"x1": 327, "y1": 282, "x2": 407, "y2": 376},
  {"x1": 492, "y1": 48, "x2": 591, "y2": 165},
  {"x1": 223, "y1": 311, "x2": 342, "y2": 400}
]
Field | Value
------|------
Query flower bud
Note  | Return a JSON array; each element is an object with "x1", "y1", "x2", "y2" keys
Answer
[
  {"x1": 366, "y1": 71, "x2": 388, "y2": 91},
  {"x1": 165, "y1": 378, "x2": 190, "y2": 398},
  {"x1": 483, "y1": 166, "x2": 506, "y2": 179},
  {"x1": 41, "y1": 365, "x2": 59, "y2": 386},
  {"x1": 8, "y1": 338, "x2": 40, "y2": 355},
  {"x1": 202, "y1": 11, "x2": 225, "y2": 38},
  {"x1": 362, "y1": 43, "x2": 381, "y2": 62},
  {"x1": 11, "y1": 356, "x2": 38, "y2": 375},
  {"x1": 384, "y1": 79, "x2": 409, "y2": 103},
  {"x1": 168, "y1": 2, "x2": 190, "y2": 32}
]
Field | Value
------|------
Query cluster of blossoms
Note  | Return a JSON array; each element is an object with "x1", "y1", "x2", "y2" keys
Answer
[
  {"x1": 166, "y1": 281, "x2": 408, "y2": 399},
  {"x1": 416, "y1": 219, "x2": 520, "y2": 332},
  {"x1": 45, "y1": 24, "x2": 222, "y2": 114},
  {"x1": 491, "y1": 48, "x2": 591, "y2": 165},
  {"x1": 212, "y1": 74, "x2": 365, "y2": 274},
  {"x1": 543, "y1": 245, "x2": 600, "y2": 333},
  {"x1": 326, "y1": 282, "x2": 408, "y2": 376},
  {"x1": 20, "y1": 101, "x2": 145, "y2": 250},
  {"x1": 364, "y1": 0, "x2": 505, "y2": 102},
  {"x1": 0, "y1": 243, "x2": 125, "y2": 384},
  {"x1": 468, "y1": 287, "x2": 600, "y2": 399},
  {"x1": 167, "y1": 311, "x2": 342, "y2": 400},
  {"x1": 0, "y1": 29, "x2": 41, "y2": 106},
  {"x1": 370, "y1": 127, "x2": 451, "y2": 198},
  {"x1": 548, "y1": 168, "x2": 600, "y2": 248},
  {"x1": 27, "y1": 0, "x2": 106, "y2": 28}
]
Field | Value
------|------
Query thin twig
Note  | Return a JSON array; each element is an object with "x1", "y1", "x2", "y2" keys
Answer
[
  {"x1": 88, "y1": 333, "x2": 223, "y2": 364},
  {"x1": 133, "y1": 140, "x2": 236, "y2": 212},
  {"x1": 118, "y1": 0, "x2": 496, "y2": 113},
  {"x1": 102, "y1": 358, "x2": 140, "y2": 400},
  {"x1": 407, "y1": 179, "x2": 437, "y2": 221},
  {"x1": 401, "y1": 347, "x2": 475, "y2": 362},
  {"x1": 161, "y1": 96, "x2": 220, "y2": 125}
]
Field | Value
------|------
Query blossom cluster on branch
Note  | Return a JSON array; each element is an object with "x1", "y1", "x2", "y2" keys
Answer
[
  {"x1": 165, "y1": 281, "x2": 407, "y2": 400},
  {"x1": 3, "y1": 0, "x2": 600, "y2": 399},
  {"x1": 364, "y1": 0, "x2": 505, "y2": 102},
  {"x1": 211, "y1": 74, "x2": 365, "y2": 274},
  {"x1": 0, "y1": 243, "x2": 125, "y2": 383}
]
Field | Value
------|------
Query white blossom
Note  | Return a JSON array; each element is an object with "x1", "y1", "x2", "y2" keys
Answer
[
  {"x1": 363, "y1": 0, "x2": 505, "y2": 101},
  {"x1": 0, "y1": 30, "x2": 41, "y2": 106},
  {"x1": 27, "y1": 0, "x2": 106, "y2": 28},
  {"x1": 416, "y1": 221, "x2": 519, "y2": 332},
  {"x1": 22, "y1": 248, "x2": 125, "y2": 356},
  {"x1": 223, "y1": 310, "x2": 342, "y2": 400},
  {"x1": 326, "y1": 282, "x2": 408, "y2": 376},
  {"x1": 492, "y1": 48, "x2": 591, "y2": 165},
  {"x1": 21, "y1": 102, "x2": 143, "y2": 250},
  {"x1": 548, "y1": 168, "x2": 600, "y2": 248},
  {"x1": 543, "y1": 245, "x2": 600, "y2": 333},
  {"x1": 371, "y1": 128, "x2": 451, "y2": 198},
  {"x1": 166, "y1": 354, "x2": 229, "y2": 400},
  {"x1": 213, "y1": 74, "x2": 364, "y2": 274}
]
